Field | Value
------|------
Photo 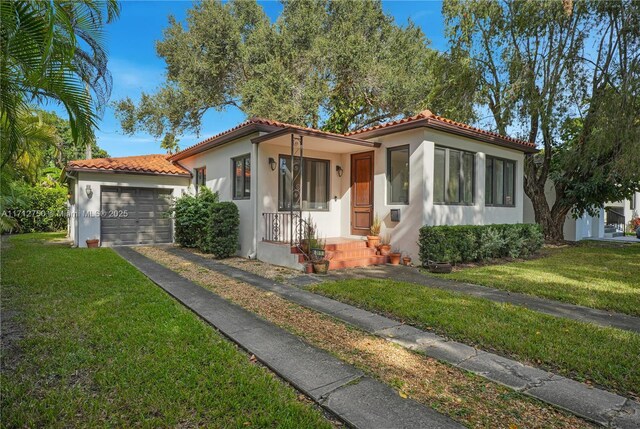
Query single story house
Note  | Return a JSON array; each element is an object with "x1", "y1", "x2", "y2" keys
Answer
[{"x1": 64, "y1": 109, "x2": 538, "y2": 269}]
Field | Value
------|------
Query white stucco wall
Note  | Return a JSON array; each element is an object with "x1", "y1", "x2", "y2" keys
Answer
[
  {"x1": 349, "y1": 129, "x2": 527, "y2": 261},
  {"x1": 71, "y1": 172, "x2": 189, "y2": 247},
  {"x1": 178, "y1": 135, "x2": 258, "y2": 257}
]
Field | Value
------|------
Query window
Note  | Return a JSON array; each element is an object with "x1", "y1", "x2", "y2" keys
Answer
[
  {"x1": 279, "y1": 156, "x2": 329, "y2": 210},
  {"x1": 194, "y1": 167, "x2": 206, "y2": 193},
  {"x1": 232, "y1": 154, "x2": 251, "y2": 199},
  {"x1": 387, "y1": 145, "x2": 410, "y2": 204},
  {"x1": 486, "y1": 156, "x2": 516, "y2": 206},
  {"x1": 631, "y1": 193, "x2": 636, "y2": 210},
  {"x1": 433, "y1": 147, "x2": 475, "y2": 204}
]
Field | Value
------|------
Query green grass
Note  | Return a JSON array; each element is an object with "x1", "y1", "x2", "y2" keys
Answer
[
  {"x1": 310, "y1": 278, "x2": 640, "y2": 398},
  {"x1": 1, "y1": 233, "x2": 331, "y2": 428},
  {"x1": 439, "y1": 242, "x2": 640, "y2": 316}
]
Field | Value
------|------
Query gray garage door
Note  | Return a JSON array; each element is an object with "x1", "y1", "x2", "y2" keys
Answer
[{"x1": 101, "y1": 187, "x2": 173, "y2": 245}]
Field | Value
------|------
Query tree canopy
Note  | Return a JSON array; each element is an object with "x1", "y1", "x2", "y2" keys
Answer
[
  {"x1": 443, "y1": 0, "x2": 640, "y2": 240},
  {"x1": 115, "y1": 0, "x2": 476, "y2": 151}
]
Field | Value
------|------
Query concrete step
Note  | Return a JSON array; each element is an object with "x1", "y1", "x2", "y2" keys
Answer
[{"x1": 329, "y1": 255, "x2": 388, "y2": 270}]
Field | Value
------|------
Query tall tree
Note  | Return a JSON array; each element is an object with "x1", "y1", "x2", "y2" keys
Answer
[
  {"x1": 0, "y1": 0, "x2": 120, "y2": 165},
  {"x1": 115, "y1": 0, "x2": 476, "y2": 151},
  {"x1": 443, "y1": 0, "x2": 640, "y2": 241}
]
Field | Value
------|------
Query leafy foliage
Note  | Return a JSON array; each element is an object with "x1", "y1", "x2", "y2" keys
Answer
[
  {"x1": 3, "y1": 180, "x2": 68, "y2": 233},
  {"x1": 172, "y1": 187, "x2": 219, "y2": 248},
  {"x1": 114, "y1": 0, "x2": 476, "y2": 149},
  {"x1": 1, "y1": 1, "x2": 120, "y2": 165},
  {"x1": 199, "y1": 202, "x2": 240, "y2": 258},
  {"x1": 418, "y1": 224, "x2": 543, "y2": 264},
  {"x1": 443, "y1": 0, "x2": 640, "y2": 240}
]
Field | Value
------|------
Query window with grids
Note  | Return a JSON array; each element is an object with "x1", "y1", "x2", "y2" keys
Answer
[
  {"x1": 278, "y1": 156, "x2": 329, "y2": 211},
  {"x1": 485, "y1": 156, "x2": 516, "y2": 206},
  {"x1": 232, "y1": 155, "x2": 251, "y2": 199},
  {"x1": 433, "y1": 147, "x2": 475, "y2": 204}
]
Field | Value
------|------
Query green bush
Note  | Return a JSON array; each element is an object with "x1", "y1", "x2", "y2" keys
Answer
[
  {"x1": 418, "y1": 224, "x2": 543, "y2": 265},
  {"x1": 173, "y1": 187, "x2": 218, "y2": 248},
  {"x1": 7, "y1": 183, "x2": 68, "y2": 232},
  {"x1": 199, "y1": 202, "x2": 240, "y2": 258}
]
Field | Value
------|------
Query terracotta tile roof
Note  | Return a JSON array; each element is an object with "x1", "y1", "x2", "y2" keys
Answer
[
  {"x1": 169, "y1": 116, "x2": 349, "y2": 160},
  {"x1": 65, "y1": 154, "x2": 191, "y2": 176},
  {"x1": 346, "y1": 110, "x2": 537, "y2": 151}
]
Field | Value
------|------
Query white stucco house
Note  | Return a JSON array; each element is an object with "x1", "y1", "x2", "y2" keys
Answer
[{"x1": 64, "y1": 110, "x2": 539, "y2": 269}]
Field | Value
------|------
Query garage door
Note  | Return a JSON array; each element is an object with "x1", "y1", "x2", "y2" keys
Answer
[{"x1": 101, "y1": 187, "x2": 173, "y2": 245}]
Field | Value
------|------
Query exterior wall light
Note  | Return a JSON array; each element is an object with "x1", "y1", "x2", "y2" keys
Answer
[
  {"x1": 268, "y1": 157, "x2": 277, "y2": 171},
  {"x1": 85, "y1": 184, "x2": 93, "y2": 199},
  {"x1": 336, "y1": 165, "x2": 344, "y2": 177}
]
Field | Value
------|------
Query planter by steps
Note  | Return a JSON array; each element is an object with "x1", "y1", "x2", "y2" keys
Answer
[
  {"x1": 388, "y1": 253, "x2": 401, "y2": 265},
  {"x1": 313, "y1": 260, "x2": 329, "y2": 275}
]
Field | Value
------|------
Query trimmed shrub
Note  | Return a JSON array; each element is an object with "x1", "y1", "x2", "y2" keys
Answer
[
  {"x1": 7, "y1": 183, "x2": 68, "y2": 232},
  {"x1": 173, "y1": 187, "x2": 218, "y2": 248},
  {"x1": 418, "y1": 223, "x2": 543, "y2": 266},
  {"x1": 199, "y1": 202, "x2": 240, "y2": 258}
]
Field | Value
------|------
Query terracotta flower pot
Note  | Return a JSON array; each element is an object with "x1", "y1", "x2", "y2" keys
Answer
[
  {"x1": 388, "y1": 253, "x2": 401, "y2": 265},
  {"x1": 304, "y1": 263, "x2": 314, "y2": 274},
  {"x1": 313, "y1": 260, "x2": 329, "y2": 275},
  {"x1": 366, "y1": 235, "x2": 380, "y2": 248},
  {"x1": 86, "y1": 239, "x2": 99, "y2": 248},
  {"x1": 403, "y1": 256, "x2": 412, "y2": 266},
  {"x1": 378, "y1": 244, "x2": 391, "y2": 256}
]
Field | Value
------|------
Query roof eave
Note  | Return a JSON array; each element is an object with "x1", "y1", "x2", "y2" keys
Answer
[
  {"x1": 169, "y1": 123, "x2": 281, "y2": 161},
  {"x1": 250, "y1": 127, "x2": 381, "y2": 148},
  {"x1": 349, "y1": 118, "x2": 538, "y2": 153},
  {"x1": 65, "y1": 167, "x2": 192, "y2": 178}
]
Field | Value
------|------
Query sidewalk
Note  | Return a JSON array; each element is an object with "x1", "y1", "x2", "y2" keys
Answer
[
  {"x1": 323, "y1": 264, "x2": 640, "y2": 334},
  {"x1": 114, "y1": 247, "x2": 461, "y2": 429},
  {"x1": 167, "y1": 247, "x2": 639, "y2": 428}
]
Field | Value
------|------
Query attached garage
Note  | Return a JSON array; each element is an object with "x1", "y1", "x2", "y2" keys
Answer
[
  {"x1": 101, "y1": 187, "x2": 173, "y2": 245},
  {"x1": 63, "y1": 154, "x2": 192, "y2": 247}
]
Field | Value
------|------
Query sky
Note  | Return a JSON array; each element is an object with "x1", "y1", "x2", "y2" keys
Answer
[{"x1": 80, "y1": 1, "x2": 448, "y2": 158}]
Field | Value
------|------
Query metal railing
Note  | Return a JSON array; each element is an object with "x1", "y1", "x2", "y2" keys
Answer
[{"x1": 605, "y1": 207, "x2": 625, "y2": 233}]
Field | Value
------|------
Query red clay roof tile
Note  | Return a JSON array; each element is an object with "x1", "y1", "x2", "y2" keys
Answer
[{"x1": 65, "y1": 154, "x2": 191, "y2": 176}]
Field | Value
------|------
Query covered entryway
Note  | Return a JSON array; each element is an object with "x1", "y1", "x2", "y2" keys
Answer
[
  {"x1": 101, "y1": 186, "x2": 173, "y2": 245},
  {"x1": 350, "y1": 151, "x2": 374, "y2": 235}
]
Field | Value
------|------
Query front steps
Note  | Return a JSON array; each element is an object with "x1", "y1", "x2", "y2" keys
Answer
[{"x1": 292, "y1": 238, "x2": 388, "y2": 271}]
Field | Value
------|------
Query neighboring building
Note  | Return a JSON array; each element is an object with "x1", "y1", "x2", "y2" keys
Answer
[{"x1": 64, "y1": 110, "x2": 537, "y2": 269}]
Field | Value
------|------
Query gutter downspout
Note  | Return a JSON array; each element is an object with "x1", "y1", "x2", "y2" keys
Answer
[{"x1": 250, "y1": 141, "x2": 259, "y2": 259}]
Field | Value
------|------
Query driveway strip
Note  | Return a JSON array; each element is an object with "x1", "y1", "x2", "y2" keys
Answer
[
  {"x1": 167, "y1": 247, "x2": 639, "y2": 428},
  {"x1": 114, "y1": 247, "x2": 461, "y2": 429},
  {"x1": 325, "y1": 265, "x2": 640, "y2": 334}
]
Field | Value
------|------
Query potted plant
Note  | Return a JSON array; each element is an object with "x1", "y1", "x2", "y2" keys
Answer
[
  {"x1": 367, "y1": 214, "x2": 382, "y2": 248},
  {"x1": 310, "y1": 237, "x2": 330, "y2": 274},
  {"x1": 403, "y1": 256, "x2": 412, "y2": 266},
  {"x1": 86, "y1": 238, "x2": 99, "y2": 248},
  {"x1": 378, "y1": 234, "x2": 391, "y2": 256},
  {"x1": 304, "y1": 262, "x2": 314, "y2": 274},
  {"x1": 388, "y1": 249, "x2": 401, "y2": 265}
]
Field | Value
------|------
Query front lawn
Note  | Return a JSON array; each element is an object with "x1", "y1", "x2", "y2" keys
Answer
[
  {"x1": 439, "y1": 242, "x2": 640, "y2": 316},
  {"x1": 310, "y1": 279, "x2": 640, "y2": 399},
  {"x1": 1, "y1": 233, "x2": 331, "y2": 428}
]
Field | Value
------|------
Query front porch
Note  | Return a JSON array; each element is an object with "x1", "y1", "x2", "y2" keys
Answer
[
  {"x1": 259, "y1": 233, "x2": 388, "y2": 271},
  {"x1": 254, "y1": 128, "x2": 385, "y2": 271}
]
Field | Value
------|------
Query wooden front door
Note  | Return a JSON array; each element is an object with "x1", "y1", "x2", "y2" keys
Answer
[{"x1": 351, "y1": 151, "x2": 374, "y2": 235}]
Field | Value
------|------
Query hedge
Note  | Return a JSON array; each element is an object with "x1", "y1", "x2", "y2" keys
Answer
[
  {"x1": 199, "y1": 202, "x2": 240, "y2": 258},
  {"x1": 6, "y1": 183, "x2": 68, "y2": 232},
  {"x1": 172, "y1": 187, "x2": 239, "y2": 258},
  {"x1": 173, "y1": 187, "x2": 218, "y2": 248},
  {"x1": 418, "y1": 224, "x2": 543, "y2": 265}
]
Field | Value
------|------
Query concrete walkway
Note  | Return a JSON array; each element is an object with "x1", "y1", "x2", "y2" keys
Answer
[
  {"x1": 323, "y1": 265, "x2": 640, "y2": 334},
  {"x1": 114, "y1": 247, "x2": 461, "y2": 429},
  {"x1": 167, "y1": 247, "x2": 639, "y2": 428}
]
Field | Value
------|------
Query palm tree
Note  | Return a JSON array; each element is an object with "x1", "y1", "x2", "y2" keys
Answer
[{"x1": 0, "y1": 0, "x2": 120, "y2": 166}]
